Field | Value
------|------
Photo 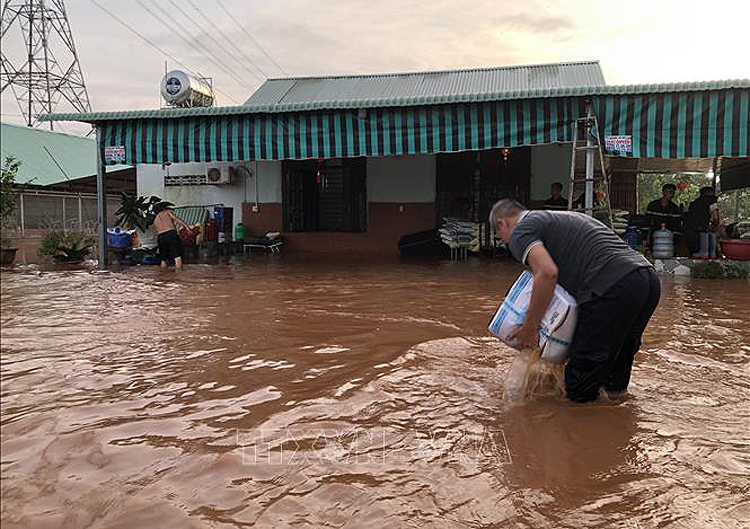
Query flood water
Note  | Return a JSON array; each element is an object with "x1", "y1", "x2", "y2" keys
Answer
[{"x1": 1, "y1": 258, "x2": 749, "y2": 529}]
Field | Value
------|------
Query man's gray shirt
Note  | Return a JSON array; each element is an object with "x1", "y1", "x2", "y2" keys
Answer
[{"x1": 508, "y1": 211, "x2": 652, "y2": 304}]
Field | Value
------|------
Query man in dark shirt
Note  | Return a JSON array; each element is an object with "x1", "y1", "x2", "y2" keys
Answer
[
  {"x1": 646, "y1": 183, "x2": 683, "y2": 232},
  {"x1": 542, "y1": 182, "x2": 568, "y2": 210},
  {"x1": 490, "y1": 199, "x2": 661, "y2": 402}
]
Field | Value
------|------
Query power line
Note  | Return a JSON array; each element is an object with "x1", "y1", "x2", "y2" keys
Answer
[
  {"x1": 165, "y1": 0, "x2": 264, "y2": 82},
  {"x1": 87, "y1": 0, "x2": 200, "y2": 79},
  {"x1": 183, "y1": 0, "x2": 269, "y2": 80},
  {"x1": 214, "y1": 0, "x2": 287, "y2": 76},
  {"x1": 135, "y1": 0, "x2": 249, "y2": 87},
  {"x1": 86, "y1": 0, "x2": 239, "y2": 105},
  {"x1": 143, "y1": 0, "x2": 263, "y2": 85}
]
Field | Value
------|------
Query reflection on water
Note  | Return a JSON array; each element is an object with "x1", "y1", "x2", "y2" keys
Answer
[{"x1": 1, "y1": 258, "x2": 749, "y2": 528}]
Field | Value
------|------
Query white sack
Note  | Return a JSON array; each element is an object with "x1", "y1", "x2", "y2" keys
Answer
[{"x1": 488, "y1": 271, "x2": 578, "y2": 363}]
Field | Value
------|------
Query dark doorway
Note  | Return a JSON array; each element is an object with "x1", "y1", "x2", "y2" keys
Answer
[
  {"x1": 283, "y1": 158, "x2": 367, "y2": 232},
  {"x1": 436, "y1": 147, "x2": 531, "y2": 223}
]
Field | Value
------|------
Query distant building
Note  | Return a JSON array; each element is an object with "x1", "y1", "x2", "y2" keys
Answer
[{"x1": 0, "y1": 122, "x2": 134, "y2": 194}]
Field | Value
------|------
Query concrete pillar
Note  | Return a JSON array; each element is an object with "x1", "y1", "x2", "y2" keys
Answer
[{"x1": 95, "y1": 126, "x2": 108, "y2": 269}]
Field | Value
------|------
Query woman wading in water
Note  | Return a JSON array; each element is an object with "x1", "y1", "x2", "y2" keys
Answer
[{"x1": 153, "y1": 203, "x2": 190, "y2": 270}]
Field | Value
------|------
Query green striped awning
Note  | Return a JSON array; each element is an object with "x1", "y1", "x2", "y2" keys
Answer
[
  {"x1": 593, "y1": 88, "x2": 749, "y2": 158},
  {"x1": 97, "y1": 89, "x2": 749, "y2": 164},
  {"x1": 99, "y1": 98, "x2": 587, "y2": 164}
]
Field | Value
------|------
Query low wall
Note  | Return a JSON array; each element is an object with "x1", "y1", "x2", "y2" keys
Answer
[{"x1": 242, "y1": 202, "x2": 436, "y2": 254}]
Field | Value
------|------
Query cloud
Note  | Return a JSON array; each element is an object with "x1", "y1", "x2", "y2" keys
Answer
[
  {"x1": 2, "y1": 0, "x2": 748, "y2": 135},
  {"x1": 500, "y1": 12, "x2": 576, "y2": 33}
]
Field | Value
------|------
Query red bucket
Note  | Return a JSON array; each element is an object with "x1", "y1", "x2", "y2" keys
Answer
[{"x1": 721, "y1": 238, "x2": 750, "y2": 260}]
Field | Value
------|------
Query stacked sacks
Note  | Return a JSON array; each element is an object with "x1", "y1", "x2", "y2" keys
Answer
[
  {"x1": 593, "y1": 209, "x2": 629, "y2": 236},
  {"x1": 611, "y1": 210, "x2": 630, "y2": 236},
  {"x1": 439, "y1": 218, "x2": 480, "y2": 252}
]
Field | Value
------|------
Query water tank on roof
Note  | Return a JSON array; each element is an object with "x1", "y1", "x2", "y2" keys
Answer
[{"x1": 160, "y1": 70, "x2": 214, "y2": 108}]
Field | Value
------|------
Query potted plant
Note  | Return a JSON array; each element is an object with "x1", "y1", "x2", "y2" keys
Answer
[
  {"x1": 38, "y1": 230, "x2": 95, "y2": 265},
  {"x1": 1, "y1": 156, "x2": 22, "y2": 266}
]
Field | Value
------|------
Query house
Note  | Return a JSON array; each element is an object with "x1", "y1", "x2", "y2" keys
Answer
[
  {"x1": 137, "y1": 61, "x2": 618, "y2": 253},
  {"x1": 40, "y1": 60, "x2": 750, "y2": 262}
]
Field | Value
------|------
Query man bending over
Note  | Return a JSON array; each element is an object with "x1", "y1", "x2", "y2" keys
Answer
[{"x1": 490, "y1": 199, "x2": 661, "y2": 402}]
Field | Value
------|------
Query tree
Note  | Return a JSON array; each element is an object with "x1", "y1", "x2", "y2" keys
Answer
[
  {"x1": 637, "y1": 173, "x2": 750, "y2": 222},
  {"x1": 1, "y1": 156, "x2": 22, "y2": 248}
]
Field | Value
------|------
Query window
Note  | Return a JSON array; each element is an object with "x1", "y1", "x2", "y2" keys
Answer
[{"x1": 283, "y1": 158, "x2": 367, "y2": 232}]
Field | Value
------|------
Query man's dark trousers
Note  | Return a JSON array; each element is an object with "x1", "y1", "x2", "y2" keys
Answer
[{"x1": 565, "y1": 267, "x2": 661, "y2": 402}]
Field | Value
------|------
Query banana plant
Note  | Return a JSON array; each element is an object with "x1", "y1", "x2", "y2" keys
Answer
[{"x1": 115, "y1": 194, "x2": 173, "y2": 231}]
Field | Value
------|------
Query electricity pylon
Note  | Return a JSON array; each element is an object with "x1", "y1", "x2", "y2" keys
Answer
[{"x1": 1, "y1": 0, "x2": 91, "y2": 129}]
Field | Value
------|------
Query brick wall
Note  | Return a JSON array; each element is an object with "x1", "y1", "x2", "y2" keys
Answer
[{"x1": 242, "y1": 201, "x2": 436, "y2": 254}]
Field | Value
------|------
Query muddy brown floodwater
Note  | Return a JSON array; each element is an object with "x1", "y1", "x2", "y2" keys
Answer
[{"x1": 1, "y1": 257, "x2": 749, "y2": 529}]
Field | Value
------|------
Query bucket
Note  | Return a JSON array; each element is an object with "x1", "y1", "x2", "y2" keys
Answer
[
  {"x1": 107, "y1": 228, "x2": 131, "y2": 248},
  {"x1": 234, "y1": 223, "x2": 246, "y2": 242}
]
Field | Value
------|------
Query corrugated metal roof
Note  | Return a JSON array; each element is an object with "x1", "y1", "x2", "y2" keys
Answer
[
  {"x1": 39, "y1": 79, "x2": 750, "y2": 123},
  {"x1": 0, "y1": 122, "x2": 130, "y2": 185},
  {"x1": 244, "y1": 60, "x2": 606, "y2": 107}
]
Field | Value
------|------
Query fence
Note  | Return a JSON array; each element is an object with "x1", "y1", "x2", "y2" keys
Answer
[{"x1": 5, "y1": 191, "x2": 120, "y2": 236}]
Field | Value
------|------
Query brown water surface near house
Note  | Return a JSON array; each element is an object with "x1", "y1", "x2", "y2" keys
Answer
[{"x1": 1, "y1": 258, "x2": 749, "y2": 528}]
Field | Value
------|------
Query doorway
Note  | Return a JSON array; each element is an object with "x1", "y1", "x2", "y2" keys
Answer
[{"x1": 283, "y1": 158, "x2": 367, "y2": 232}]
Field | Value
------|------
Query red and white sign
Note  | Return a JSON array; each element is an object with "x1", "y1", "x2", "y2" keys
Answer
[
  {"x1": 604, "y1": 135, "x2": 632, "y2": 154},
  {"x1": 104, "y1": 146, "x2": 126, "y2": 163}
]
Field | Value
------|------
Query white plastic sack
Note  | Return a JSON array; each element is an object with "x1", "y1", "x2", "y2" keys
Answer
[{"x1": 488, "y1": 271, "x2": 578, "y2": 363}]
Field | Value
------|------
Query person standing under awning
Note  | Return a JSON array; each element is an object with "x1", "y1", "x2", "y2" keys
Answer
[
  {"x1": 685, "y1": 186, "x2": 720, "y2": 257},
  {"x1": 646, "y1": 183, "x2": 683, "y2": 232},
  {"x1": 542, "y1": 182, "x2": 568, "y2": 210}
]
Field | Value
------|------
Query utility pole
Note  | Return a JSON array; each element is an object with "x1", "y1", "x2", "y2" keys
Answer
[{"x1": 1, "y1": 0, "x2": 91, "y2": 129}]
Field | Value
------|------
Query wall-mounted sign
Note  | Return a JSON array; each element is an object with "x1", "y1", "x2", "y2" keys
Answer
[
  {"x1": 604, "y1": 135, "x2": 632, "y2": 155},
  {"x1": 104, "y1": 146, "x2": 126, "y2": 163}
]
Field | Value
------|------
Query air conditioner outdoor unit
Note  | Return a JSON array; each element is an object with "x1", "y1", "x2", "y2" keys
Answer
[{"x1": 205, "y1": 163, "x2": 252, "y2": 184}]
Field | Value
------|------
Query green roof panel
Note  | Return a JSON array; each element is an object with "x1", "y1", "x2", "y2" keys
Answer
[
  {"x1": 40, "y1": 77, "x2": 750, "y2": 123},
  {"x1": 0, "y1": 122, "x2": 130, "y2": 185}
]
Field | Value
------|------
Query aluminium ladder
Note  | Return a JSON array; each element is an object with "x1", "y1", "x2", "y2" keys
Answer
[{"x1": 567, "y1": 113, "x2": 615, "y2": 230}]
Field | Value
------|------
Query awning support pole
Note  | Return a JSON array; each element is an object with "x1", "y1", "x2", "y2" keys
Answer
[{"x1": 95, "y1": 125, "x2": 108, "y2": 269}]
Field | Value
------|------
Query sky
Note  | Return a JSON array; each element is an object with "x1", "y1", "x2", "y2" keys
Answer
[{"x1": 2, "y1": 0, "x2": 748, "y2": 136}]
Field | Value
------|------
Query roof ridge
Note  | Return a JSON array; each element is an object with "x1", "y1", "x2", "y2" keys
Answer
[{"x1": 265, "y1": 60, "x2": 602, "y2": 82}]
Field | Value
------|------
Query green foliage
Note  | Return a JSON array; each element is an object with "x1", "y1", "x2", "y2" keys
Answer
[
  {"x1": 691, "y1": 261, "x2": 725, "y2": 279},
  {"x1": 724, "y1": 263, "x2": 749, "y2": 279},
  {"x1": 1, "y1": 156, "x2": 22, "y2": 248},
  {"x1": 637, "y1": 174, "x2": 750, "y2": 222},
  {"x1": 691, "y1": 260, "x2": 749, "y2": 279},
  {"x1": 115, "y1": 193, "x2": 173, "y2": 231},
  {"x1": 38, "y1": 230, "x2": 95, "y2": 263},
  {"x1": 637, "y1": 174, "x2": 709, "y2": 213}
]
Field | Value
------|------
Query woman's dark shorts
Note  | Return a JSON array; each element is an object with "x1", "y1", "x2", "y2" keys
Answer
[{"x1": 157, "y1": 229, "x2": 184, "y2": 261}]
